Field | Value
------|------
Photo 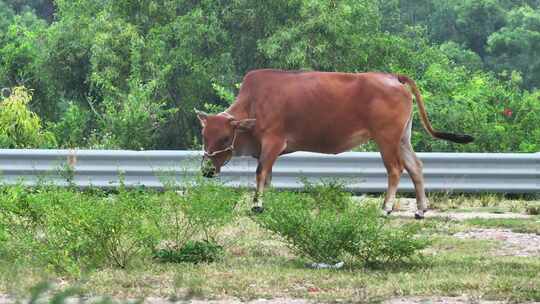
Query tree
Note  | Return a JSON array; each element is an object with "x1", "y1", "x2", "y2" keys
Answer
[
  {"x1": 0, "y1": 87, "x2": 56, "y2": 148},
  {"x1": 486, "y1": 5, "x2": 540, "y2": 89},
  {"x1": 453, "y1": 0, "x2": 506, "y2": 57},
  {"x1": 0, "y1": 11, "x2": 49, "y2": 116},
  {"x1": 258, "y1": 0, "x2": 381, "y2": 71},
  {"x1": 439, "y1": 41, "x2": 483, "y2": 70},
  {"x1": 0, "y1": 0, "x2": 538, "y2": 152},
  {"x1": 0, "y1": 1, "x2": 16, "y2": 39},
  {"x1": 2, "y1": 0, "x2": 55, "y2": 22}
]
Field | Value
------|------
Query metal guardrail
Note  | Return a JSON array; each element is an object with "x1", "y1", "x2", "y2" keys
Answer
[{"x1": 0, "y1": 149, "x2": 538, "y2": 193}]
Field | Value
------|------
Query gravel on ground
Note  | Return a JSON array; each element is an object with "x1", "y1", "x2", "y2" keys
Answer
[{"x1": 453, "y1": 228, "x2": 540, "y2": 257}]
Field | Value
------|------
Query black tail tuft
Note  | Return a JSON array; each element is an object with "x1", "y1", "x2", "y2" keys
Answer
[{"x1": 434, "y1": 132, "x2": 474, "y2": 144}]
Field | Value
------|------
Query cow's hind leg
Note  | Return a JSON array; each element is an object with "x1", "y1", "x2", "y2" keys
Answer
[
  {"x1": 400, "y1": 119, "x2": 428, "y2": 219},
  {"x1": 265, "y1": 171, "x2": 272, "y2": 187},
  {"x1": 252, "y1": 137, "x2": 285, "y2": 213},
  {"x1": 376, "y1": 138, "x2": 404, "y2": 216}
]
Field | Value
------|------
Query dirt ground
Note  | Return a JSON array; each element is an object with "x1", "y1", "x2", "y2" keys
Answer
[
  {"x1": 3, "y1": 295, "x2": 539, "y2": 304},
  {"x1": 389, "y1": 197, "x2": 533, "y2": 221},
  {"x1": 383, "y1": 296, "x2": 540, "y2": 304},
  {"x1": 392, "y1": 210, "x2": 532, "y2": 221},
  {"x1": 453, "y1": 228, "x2": 540, "y2": 257}
]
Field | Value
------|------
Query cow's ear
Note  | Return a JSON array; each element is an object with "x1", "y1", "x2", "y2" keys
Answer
[
  {"x1": 231, "y1": 119, "x2": 256, "y2": 132},
  {"x1": 194, "y1": 108, "x2": 208, "y2": 127}
]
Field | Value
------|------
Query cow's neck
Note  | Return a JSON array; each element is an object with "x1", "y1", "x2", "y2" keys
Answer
[
  {"x1": 224, "y1": 103, "x2": 259, "y2": 158},
  {"x1": 225, "y1": 99, "x2": 250, "y2": 120}
]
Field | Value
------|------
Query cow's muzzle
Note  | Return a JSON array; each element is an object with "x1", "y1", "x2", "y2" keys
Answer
[{"x1": 201, "y1": 157, "x2": 217, "y2": 178}]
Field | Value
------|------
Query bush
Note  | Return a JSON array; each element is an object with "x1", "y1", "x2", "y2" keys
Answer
[
  {"x1": 154, "y1": 240, "x2": 224, "y2": 264},
  {"x1": 67, "y1": 187, "x2": 160, "y2": 269},
  {"x1": 48, "y1": 101, "x2": 90, "y2": 148},
  {"x1": 153, "y1": 180, "x2": 240, "y2": 250},
  {"x1": 525, "y1": 203, "x2": 540, "y2": 215},
  {"x1": 302, "y1": 179, "x2": 351, "y2": 211},
  {"x1": 0, "y1": 180, "x2": 241, "y2": 274},
  {"x1": 0, "y1": 185, "x2": 160, "y2": 273},
  {"x1": 0, "y1": 87, "x2": 56, "y2": 148},
  {"x1": 255, "y1": 184, "x2": 429, "y2": 265},
  {"x1": 415, "y1": 63, "x2": 540, "y2": 153}
]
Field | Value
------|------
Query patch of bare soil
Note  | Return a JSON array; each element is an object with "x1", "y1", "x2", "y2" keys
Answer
[
  {"x1": 146, "y1": 298, "x2": 311, "y2": 304},
  {"x1": 7, "y1": 295, "x2": 538, "y2": 304},
  {"x1": 454, "y1": 228, "x2": 540, "y2": 257},
  {"x1": 391, "y1": 210, "x2": 532, "y2": 221},
  {"x1": 387, "y1": 198, "x2": 532, "y2": 221},
  {"x1": 0, "y1": 296, "x2": 312, "y2": 304},
  {"x1": 384, "y1": 296, "x2": 540, "y2": 304}
]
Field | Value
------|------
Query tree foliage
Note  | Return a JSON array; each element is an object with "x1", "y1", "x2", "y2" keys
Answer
[
  {"x1": 0, "y1": 87, "x2": 56, "y2": 148},
  {"x1": 487, "y1": 5, "x2": 540, "y2": 89},
  {"x1": 0, "y1": 0, "x2": 538, "y2": 152}
]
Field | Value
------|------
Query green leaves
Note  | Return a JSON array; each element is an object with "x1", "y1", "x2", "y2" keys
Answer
[
  {"x1": 0, "y1": 87, "x2": 56, "y2": 148},
  {"x1": 0, "y1": 0, "x2": 539, "y2": 152},
  {"x1": 255, "y1": 183, "x2": 429, "y2": 265},
  {"x1": 154, "y1": 240, "x2": 224, "y2": 264},
  {"x1": 47, "y1": 101, "x2": 90, "y2": 148},
  {"x1": 486, "y1": 5, "x2": 540, "y2": 89},
  {"x1": 0, "y1": 180, "x2": 240, "y2": 273},
  {"x1": 257, "y1": 0, "x2": 380, "y2": 71}
]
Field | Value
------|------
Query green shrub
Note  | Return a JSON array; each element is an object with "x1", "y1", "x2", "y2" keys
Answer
[
  {"x1": 302, "y1": 179, "x2": 351, "y2": 211},
  {"x1": 0, "y1": 87, "x2": 56, "y2": 148},
  {"x1": 153, "y1": 180, "x2": 240, "y2": 250},
  {"x1": 525, "y1": 203, "x2": 540, "y2": 215},
  {"x1": 154, "y1": 240, "x2": 224, "y2": 264},
  {"x1": 415, "y1": 64, "x2": 540, "y2": 153},
  {"x1": 0, "y1": 184, "x2": 47, "y2": 263},
  {"x1": 94, "y1": 77, "x2": 176, "y2": 150},
  {"x1": 0, "y1": 185, "x2": 160, "y2": 273},
  {"x1": 255, "y1": 184, "x2": 429, "y2": 265},
  {"x1": 62, "y1": 188, "x2": 161, "y2": 269},
  {"x1": 0, "y1": 180, "x2": 240, "y2": 273},
  {"x1": 48, "y1": 101, "x2": 90, "y2": 148}
]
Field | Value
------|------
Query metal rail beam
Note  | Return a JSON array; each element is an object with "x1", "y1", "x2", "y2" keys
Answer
[{"x1": 0, "y1": 150, "x2": 538, "y2": 193}]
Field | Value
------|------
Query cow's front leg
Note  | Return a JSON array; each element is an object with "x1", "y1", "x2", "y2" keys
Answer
[{"x1": 252, "y1": 137, "x2": 285, "y2": 213}]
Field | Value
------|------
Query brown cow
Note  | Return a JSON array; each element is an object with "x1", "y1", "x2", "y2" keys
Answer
[{"x1": 196, "y1": 69, "x2": 473, "y2": 219}]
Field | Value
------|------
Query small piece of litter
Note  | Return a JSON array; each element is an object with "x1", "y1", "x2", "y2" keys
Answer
[{"x1": 307, "y1": 261, "x2": 344, "y2": 269}]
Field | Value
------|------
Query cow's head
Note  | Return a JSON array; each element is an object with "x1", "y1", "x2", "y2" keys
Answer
[{"x1": 195, "y1": 109, "x2": 256, "y2": 178}]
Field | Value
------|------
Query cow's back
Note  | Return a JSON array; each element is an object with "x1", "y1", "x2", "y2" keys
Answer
[{"x1": 238, "y1": 69, "x2": 413, "y2": 154}]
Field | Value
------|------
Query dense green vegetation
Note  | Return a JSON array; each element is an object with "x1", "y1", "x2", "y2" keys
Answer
[
  {"x1": 0, "y1": 181, "x2": 428, "y2": 280},
  {"x1": 0, "y1": 183, "x2": 539, "y2": 301},
  {"x1": 0, "y1": 180, "x2": 241, "y2": 274},
  {"x1": 256, "y1": 183, "x2": 429, "y2": 265},
  {"x1": 0, "y1": 0, "x2": 539, "y2": 152}
]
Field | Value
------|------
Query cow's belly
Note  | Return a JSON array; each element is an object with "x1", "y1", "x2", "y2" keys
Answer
[
  {"x1": 284, "y1": 129, "x2": 371, "y2": 154},
  {"x1": 334, "y1": 129, "x2": 371, "y2": 153}
]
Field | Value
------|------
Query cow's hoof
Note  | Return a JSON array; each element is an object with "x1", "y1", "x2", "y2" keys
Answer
[
  {"x1": 251, "y1": 206, "x2": 264, "y2": 214},
  {"x1": 414, "y1": 212, "x2": 425, "y2": 220},
  {"x1": 379, "y1": 210, "x2": 392, "y2": 218}
]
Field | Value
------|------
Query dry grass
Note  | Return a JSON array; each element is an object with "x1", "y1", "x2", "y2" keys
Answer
[{"x1": 427, "y1": 192, "x2": 539, "y2": 213}]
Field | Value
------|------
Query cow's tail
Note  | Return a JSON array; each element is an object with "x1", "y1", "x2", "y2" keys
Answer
[{"x1": 397, "y1": 74, "x2": 474, "y2": 144}]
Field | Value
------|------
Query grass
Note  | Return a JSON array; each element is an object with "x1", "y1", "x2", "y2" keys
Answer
[
  {"x1": 443, "y1": 206, "x2": 507, "y2": 213},
  {"x1": 0, "y1": 188, "x2": 539, "y2": 302},
  {"x1": 427, "y1": 192, "x2": 539, "y2": 213},
  {"x1": 463, "y1": 217, "x2": 540, "y2": 234}
]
